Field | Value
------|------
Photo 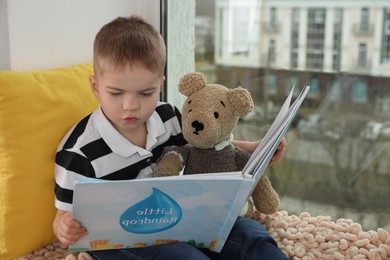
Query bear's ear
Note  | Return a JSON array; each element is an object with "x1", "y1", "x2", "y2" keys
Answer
[
  {"x1": 227, "y1": 87, "x2": 254, "y2": 117},
  {"x1": 179, "y1": 72, "x2": 207, "y2": 97}
]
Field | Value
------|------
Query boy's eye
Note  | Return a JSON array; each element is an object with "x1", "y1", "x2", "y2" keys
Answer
[
  {"x1": 140, "y1": 92, "x2": 153, "y2": 97},
  {"x1": 109, "y1": 92, "x2": 122, "y2": 96}
]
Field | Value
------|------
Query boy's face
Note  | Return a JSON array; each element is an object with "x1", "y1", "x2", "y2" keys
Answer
[{"x1": 89, "y1": 65, "x2": 164, "y2": 140}]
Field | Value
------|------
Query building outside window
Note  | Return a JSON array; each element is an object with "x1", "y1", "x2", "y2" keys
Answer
[{"x1": 194, "y1": 0, "x2": 390, "y2": 232}]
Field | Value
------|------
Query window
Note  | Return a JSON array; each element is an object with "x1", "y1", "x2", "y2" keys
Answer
[
  {"x1": 385, "y1": 20, "x2": 390, "y2": 35},
  {"x1": 306, "y1": 9, "x2": 326, "y2": 70},
  {"x1": 352, "y1": 80, "x2": 368, "y2": 103},
  {"x1": 270, "y1": 7, "x2": 277, "y2": 29},
  {"x1": 358, "y1": 43, "x2": 367, "y2": 67},
  {"x1": 314, "y1": 9, "x2": 325, "y2": 24},
  {"x1": 381, "y1": 9, "x2": 390, "y2": 63},
  {"x1": 360, "y1": 7, "x2": 370, "y2": 32},
  {"x1": 268, "y1": 39, "x2": 276, "y2": 63},
  {"x1": 231, "y1": 7, "x2": 251, "y2": 54},
  {"x1": 194, "y1": 0, "x2": 390, "y2": 232},
  {"x1": 308, "y1": 77, "x2": 320, "y2": 98},
  {"x1": 332, "y1": 9, "x2": 343, "y2": 71},
  {"x1": 267, "y1": 74, "x2": 277, "y2": 95},
  {"x1": 290, "y1": 8, "x2": 300, "y2": 69}
]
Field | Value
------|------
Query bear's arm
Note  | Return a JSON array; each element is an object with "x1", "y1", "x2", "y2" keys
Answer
[{"x1": 153, "y1": 145, "x2": 191, "y2": 177}]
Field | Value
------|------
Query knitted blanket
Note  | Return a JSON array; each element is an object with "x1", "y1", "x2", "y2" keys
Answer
[{"x1": 15, "y1": 211, "x2": 390, "y2": 260}]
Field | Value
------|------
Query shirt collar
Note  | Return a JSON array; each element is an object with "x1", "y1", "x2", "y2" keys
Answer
[
  {"x1": 145, "y1": 109, "x2": 166, "y2": 150},
  {"x1": 93, "y1": 106, "x2": 166, "y2": 158}
]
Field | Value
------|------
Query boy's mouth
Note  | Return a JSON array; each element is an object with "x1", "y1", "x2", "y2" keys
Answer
[{"x1": 123, "y1": 117, "x2": 138, "y2": 123}]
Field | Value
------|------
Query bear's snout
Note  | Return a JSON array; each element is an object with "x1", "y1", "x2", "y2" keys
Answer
[{"x1": 191, "y1": 120, "x2": 204, "y2": 134}]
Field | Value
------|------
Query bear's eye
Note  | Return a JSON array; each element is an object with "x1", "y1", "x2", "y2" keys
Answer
[
  {"x1": 188, "y1": 100, "x2": 192, "y2": 104},
  {"x1": 214, "y1": 112, "x2": 219, "y2": 119},
  {"x1": 189, "y1": 109, "x2": 192, "y2": 113},
  {"x1": 220, "y1": 101, "x2": 225, "y2": 107}
]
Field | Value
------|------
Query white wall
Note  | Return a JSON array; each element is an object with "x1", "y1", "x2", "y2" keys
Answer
[
  {"x1": 166, "y1": 0, "x2": 195, "y2": 108},
  {"x1": 0, "y1": 0, "x2": 196, "y2": 107},
  {"x1": 0, "y1": 0, "x2": 160, "y2": 71}
]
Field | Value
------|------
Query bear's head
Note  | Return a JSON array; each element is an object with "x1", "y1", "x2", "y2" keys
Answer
[{"x1": 178, "y1": 72, "x2": 254, "y2": 149}]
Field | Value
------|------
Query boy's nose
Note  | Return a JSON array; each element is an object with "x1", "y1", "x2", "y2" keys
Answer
[{"x1": 123, "y1": 96, "x2": 140, "y2": 111}]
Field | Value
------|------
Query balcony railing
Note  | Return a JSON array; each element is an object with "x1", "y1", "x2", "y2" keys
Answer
[
  {"x1": 353, "y1": 58, "x2": 372, "y2": 70},
  {"x1": 263, "y1": 22, "x2": 280, "y2": 33},
  {"x1": 352, "y1": 23, "x2": 373, "y2": 36}
]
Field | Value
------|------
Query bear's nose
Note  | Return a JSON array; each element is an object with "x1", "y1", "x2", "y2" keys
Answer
[{"x1": 191, "y1": 120, "x2": 204, "y2": 134}]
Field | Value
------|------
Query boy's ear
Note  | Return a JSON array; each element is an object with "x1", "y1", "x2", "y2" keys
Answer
[
  {"x1": 89, "y1": 75, "x2": 100, "y2": 98},
  {"x1": 159, "y1": 76, "x2": 166, "y2": 92}
]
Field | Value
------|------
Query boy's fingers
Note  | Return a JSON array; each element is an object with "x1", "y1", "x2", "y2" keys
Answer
[
  {"x1": 62, "y1": 212, "x2": 81, "y2": 228},
  {"x1": 63, "y1": 224, "x2": 87, "y2": 236},
  {"x1": 58, "y1": 227, "x2": 88, "y2": 246},
  {"x1": 81, "y1": 229, "x2": 89, "y2": 237},
  {"x1": 270, "y1": 138, "x2": 286, "y2": 165},
  {"x1": 278, "y1": 137, "x2": 286, "y2": 149}
]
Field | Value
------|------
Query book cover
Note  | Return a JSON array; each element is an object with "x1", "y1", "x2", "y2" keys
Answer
[
  {"x1": 69, "y1": 85, "x2": 310, "y2": 252},
  {"x1": 69, "y1": 173, "x2": 251, "y2": 252}
]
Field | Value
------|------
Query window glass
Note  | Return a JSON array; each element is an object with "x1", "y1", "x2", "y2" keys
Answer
[
  {"x1": 268, "y1": 39, "x2": 276, "y2": 63},
  {"x1": 358, "y1": 43, "x2": 367, "y2": 67},
  {"x1": 267, "y1": 74, "x2": 277, "y2": 94},
  {"x1": 195, "y1": 0, "x2": 390, "y2": 231},
  {"x1": 308, "y1": 78, "x2": 320, "y2": 98},
  {"x1": 352, "y1": 80, "x2": 368, "y2": 103},
  {"x1": 360, "y1": 7, "x2": 370, "y2": 32},
  {"x1": 381, "y1": 9, "x2": 390, "y2": 63}
]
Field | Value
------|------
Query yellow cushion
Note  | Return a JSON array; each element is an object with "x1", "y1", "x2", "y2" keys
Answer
[{"x1": 0, "y1": 63, "x2": 99, "y2": 260}]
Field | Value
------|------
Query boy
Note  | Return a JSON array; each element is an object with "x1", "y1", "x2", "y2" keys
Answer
[{"x1": 53, "y1": 16, "x2": 287, "y2": 259}]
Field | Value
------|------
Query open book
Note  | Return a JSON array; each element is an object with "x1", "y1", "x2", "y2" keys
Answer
[{"x1": 69, "y1": 85, "x2": 310, "y2": 253}]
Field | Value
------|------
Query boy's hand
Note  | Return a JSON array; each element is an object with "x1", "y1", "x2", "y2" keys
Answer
[
  {"x1": 232, "y1": 137, "x2": 287, "y2": 165},
  {"x1": 270, "y1": 137, "x2": 286, "y2": 165},
  {"x1": 53, "y1": 210, "x2": 88, "y2": 247}
]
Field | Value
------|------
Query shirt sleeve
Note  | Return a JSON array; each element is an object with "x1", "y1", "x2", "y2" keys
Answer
[{"x1": 54, "y1": 148, "x2": 94, "y2": 211}]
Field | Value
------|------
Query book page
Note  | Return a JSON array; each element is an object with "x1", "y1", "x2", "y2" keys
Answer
[{"x1": 242, "y1": 86, "x2": 310, "y2": 181}]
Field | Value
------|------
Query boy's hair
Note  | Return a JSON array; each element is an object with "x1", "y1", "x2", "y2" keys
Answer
[{"x1": 93, "y1": 16, "x2": 166, "y2": 76}]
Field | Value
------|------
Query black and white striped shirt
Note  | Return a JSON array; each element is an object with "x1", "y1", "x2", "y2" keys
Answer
[{"x1": 54, "y1": 102, "x2": 186, "y2": 211}]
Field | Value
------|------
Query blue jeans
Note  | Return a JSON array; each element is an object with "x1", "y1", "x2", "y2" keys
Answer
[{"x1": 89, "y1": 217, "x2": 288, "y2": 260}]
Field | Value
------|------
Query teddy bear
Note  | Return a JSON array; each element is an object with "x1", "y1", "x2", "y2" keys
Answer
[{"x1": 153, "y1": 72, "x2": 280, "y2": 217}]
